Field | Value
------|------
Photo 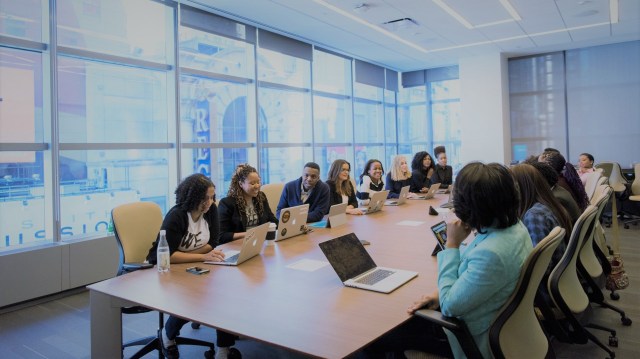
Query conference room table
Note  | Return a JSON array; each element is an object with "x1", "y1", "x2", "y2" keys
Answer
[{"x1": 89, "y1": 194, "x2": 454, "y2": 358}]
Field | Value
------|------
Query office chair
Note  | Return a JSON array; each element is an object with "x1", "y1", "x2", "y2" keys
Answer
[
  {"x1": 546, "y1": 205, "x2": 617, "y2": 359},
  {"x1": 414, "y1": 227, "x2": 565, "y2": 359},
  {"x1": 261, "y1": 182, "x2": 285, "y2": 214},
  {"x1": 595, "y1": 162, "x2": 628, "y2": 227},
  {"x1": 584, "y1": 170, "x2": 602, "y2": 202},
  {"x1": 622, "y1": 163, "x2": 640, "y2": 229},
  {"x1": 577, "y1": 187, "x2": 631, "y2": 324},
  {"x1": 112, "y1": 202, "x2": 215, "y2": 359}
]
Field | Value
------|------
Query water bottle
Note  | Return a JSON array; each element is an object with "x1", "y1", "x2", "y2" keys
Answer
[{"x1": 157, "y1": 229, "x2": 170, "y2": 273}]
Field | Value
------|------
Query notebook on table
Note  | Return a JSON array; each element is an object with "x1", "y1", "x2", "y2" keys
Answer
[
  {"x1": 319, "y1": 233, "x2": 418, "y2": 293},
  {"x1": 275, "y1": 203, "x2": 310, "y2": 241},
  {"x1": 385, "y1": 185, "x2": 409, "y2": 206},
  {"x1": 206, "y1": 222, "x2": 268, "y2": 266},
  {"x1": 359, "y1": 190, "x2": 389, "y2": 214},
  {"x1": 308, "y1": 202, "x2": 348, "y2": 229}
]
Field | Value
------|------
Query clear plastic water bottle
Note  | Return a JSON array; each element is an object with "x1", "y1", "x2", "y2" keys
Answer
[{"x1": 157, "y1": 229, "x2": 170, "y2": 273}]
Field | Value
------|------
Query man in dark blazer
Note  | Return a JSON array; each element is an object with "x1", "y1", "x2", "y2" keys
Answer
[{"x1": 276, "y1": 162, "x2": 330, "y2": 223}]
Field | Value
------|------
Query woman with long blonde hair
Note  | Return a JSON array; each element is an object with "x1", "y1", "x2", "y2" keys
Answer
[{"x1": 385, "y1": 155, "x2": 415, "y2": 199}]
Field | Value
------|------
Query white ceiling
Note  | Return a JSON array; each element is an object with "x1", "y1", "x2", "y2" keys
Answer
[{"x1": 189, "y1": 0, "x2": 640, "y2": 71}]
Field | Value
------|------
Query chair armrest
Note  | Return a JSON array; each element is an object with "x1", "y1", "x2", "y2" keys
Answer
[
  {"x1": 123, "y1": 262, "x2": 154, "y2": 272},
  {"x1": 414, "y1": 309, "x2": 463, "y2": 332}
]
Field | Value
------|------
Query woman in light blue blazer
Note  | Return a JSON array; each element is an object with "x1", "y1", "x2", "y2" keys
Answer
[
  {"x1": 408, "y1": 162, "x2": 533, "y2": 358},
  {"x1": 365, "y1": 162, "x2": 533, "y2": 358}
]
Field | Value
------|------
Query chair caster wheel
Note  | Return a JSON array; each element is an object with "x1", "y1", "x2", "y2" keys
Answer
[
  {"x1": 621, "y1": 317, "x2": 632, "y2": 326},
  {"x1": 609, "y1": 335, "x2": 618, "y2": 347},
  {"x1": 610, "y1": 292, "x2": 620, "y2": 300},
  {"x1": 204, "y1": 349, "x2": 215, "y2": 358},
  {"x1": 191, "y1": 322, "x2": 201, "y2": 329}
]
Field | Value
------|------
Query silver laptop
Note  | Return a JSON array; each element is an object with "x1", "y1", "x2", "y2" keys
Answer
[
  {"x1": 359, "y1": 190, "x2": 389, "y2": 214},
  {"x1": 308, "y1": 202, "x2": 348, "y2": 229},
  {"x1": 385, "y1": 185, "x2": 409, "y2": 206},
  {"x1": 412, "y1": 183, "x2": 440, "y2": 200},
  {"x1": 440, "y1": 185, "x2": 455, "y2": 209},
  {"x1": 275, "y1": 203, "x2": 309, "y2": 241},
  {"x1": 436, "y1": 184, "x2": 453, "y2": 194},
  {"x1": 319, "y1": 233, "x2": 418, "y2": 293},
  {"x1": 206, "y1": 222, "x2": 268, "y2": 266}
]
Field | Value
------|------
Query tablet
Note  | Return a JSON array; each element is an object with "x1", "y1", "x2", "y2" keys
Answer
[{"x1": 430, "y1": 221, "x2": 448, "y2": 256}]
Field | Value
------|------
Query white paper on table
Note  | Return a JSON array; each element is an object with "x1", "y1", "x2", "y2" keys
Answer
[
  {"x1": 286, "y1": 258, "x2": 329, "y2": 272},
  {"x1": 435, "y1": 208, "x2": 451, "y2": 214},
  {"x1": 396, "y1": 220, "x2": 424, "y2": 227}
]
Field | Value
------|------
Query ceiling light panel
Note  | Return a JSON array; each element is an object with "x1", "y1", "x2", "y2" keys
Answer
[
  {"x1": 438, "y1": 0, "x2": 516, "y2": 27},
  {"x1": 554, "y1": 0, "x2": 610, "y2": 28}
]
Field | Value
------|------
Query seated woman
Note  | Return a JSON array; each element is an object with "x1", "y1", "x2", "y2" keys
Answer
[
  {"x1": 511, "y1": 163, "x2": 572, "y2": 271},
  {"x1": 410, "y1": 151, "x2": 435, "y2": 193},
  {"x1": 145, "y1": 174, "x2": 239, "y2": 359},
  {"x1": 356, "y1": 159, "x2": 385, "y2": 205},
  {"x1": 385, "y1": 155, "x2": 416, "y2": 199},
  {"x1": 218, "y1": 163, "x2": 277, "y2": 245},
  {"x1": 577, "y1": 152, "x2": 596, "y2": 186},
  {"x1": 365, "y1": 162, "x2": 532, "y2": 358},
  {"x1": 430, "y1": 146, "x2": 453, "y2": 188},
  {"x1": 531, "y1": 161, "x2": 581, "y2": 225},
  {"x1": 326, "y1": 159, "x2": 363, "y2": 215},
  {"x1": 539, "y1": 150, "x2": 589, "y2": 211}
]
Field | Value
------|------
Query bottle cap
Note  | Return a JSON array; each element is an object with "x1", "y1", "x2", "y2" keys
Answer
[{"x1": 160, "y1": 229, "x2": 166, "y2": 235}]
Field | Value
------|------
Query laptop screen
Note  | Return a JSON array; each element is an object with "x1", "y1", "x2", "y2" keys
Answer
[{"x1": 319, "y1": 233, "x2": 376, "y2": 282}]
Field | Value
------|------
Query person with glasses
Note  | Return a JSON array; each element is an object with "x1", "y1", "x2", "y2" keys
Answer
[
  {"x1": 145, "y1": 173, "x2": 229, "y2": 359},
  {"x1": 276, "y1": 162, "x2": 330, "y2": 223},
  {"x1": 326, "y1": 159, "x2": 363, "y2": 215}
]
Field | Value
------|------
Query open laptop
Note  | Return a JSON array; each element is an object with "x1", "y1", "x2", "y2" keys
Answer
[
  {"x1": 308, "y1": 202, "x2": 348, "y2": 229},
  {"x1": 385, "y1": 185, "x2": 409, "y2": 206},
  {"x1": 436, "y1": 184, "x2": 453, "y2": 194},
  {"x1": 319, "y1": 233, "x2": 418, "y2": 293},
  {"x1": 206, "y1": 222, "x2": 268, "y2": 266},
  {"x1": 275, "y1": 203, "x2": 309, "y2": 241},
  {"x1": 440, "y1": 185, "x2": 455, "y2": 209},
  {"x1": 359, "y1": 190, "x2": 389, "y2": 214},
  {"x1": 410, "y1": 183, "x2": 440, "y2": 200}
]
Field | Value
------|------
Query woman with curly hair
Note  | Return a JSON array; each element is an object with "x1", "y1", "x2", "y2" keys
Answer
[
  {"x1": 538, "y1": 150, "x2": 589, "y2": 211},
  {"x1": 145, "y1": 173, "x2": 234, "y2": 359},
  {"x1": 410, "y1": 151, "x2": 435, "y2": 193},
  {"x1": 218, "y1": 163, "x2": 277, "y2": 245}
]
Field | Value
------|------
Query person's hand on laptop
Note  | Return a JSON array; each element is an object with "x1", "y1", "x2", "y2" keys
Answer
[
  {"x1": 203, "y1": 249, "x2": 226, "y2": 262},
  {"x1": 445, "y1": 219, "x2": 471, "y2": 249},
  {"x1": 407, "y1": 290, "x2": 440, "y2": 314},
  {"x1": 346, "y1": 207, "x2": 364, "y2": 215}
]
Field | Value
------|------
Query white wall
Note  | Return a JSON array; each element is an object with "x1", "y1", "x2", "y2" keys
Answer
[{"x1": 459, "y1": 53, "x2": 511, "y2": 165}]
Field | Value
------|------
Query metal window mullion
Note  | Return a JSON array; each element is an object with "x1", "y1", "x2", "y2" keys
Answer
[
  {"x1": 350, "y1": 59, "x2": 356, "y2": 174},
  {"x1": 174, "y1": 3, "x2": 182, "y2": 187},
  {"x1": 310, "y1": 47, "x2": 316, "y2": 163},
  {"x1": 254, "y1": 31, "x2": 262, "y2": 173},
  {"x1": 426, "y1": 82, "x2": 434, "y2": 152},
  {"x1": 57, "y1": 46, "x2": 172, "y2": 71},
  {"x1": 50, "y1": 0, "x2": 61, "y2": 242}
]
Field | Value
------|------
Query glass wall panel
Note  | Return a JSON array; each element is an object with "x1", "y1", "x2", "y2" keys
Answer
[
  {"x1": 258, "y1": 87, "x2": 311, "y2": 143},
  {"x1": 1, "y1": 151, "x2": 48, "y2": 248},
  {"x1": 57, "y1": 57, "x2": 169, "y2": 143},
  {"x1": 259, "y1": 147, "x2": 312, "y2": 184},
  {"x1": 0, "y1": 0, "x2": 43, "y2": 42},
  {"x1": 181, "y1": 148, "x2": 257, "y2": 197},
  {"x1": 179, "y1": 26, "x2": 255, "y2": 78},
  {"x1": 313, "y1": 50, "x2": 350, "y2": 95},
  {"x1": 0, "y1": 47, "x2": 44, "y2": 143},
  {"x1": 314, "y1": 145, "x2": 353, "y2": 181},
  {"x1": 258, "y1": 48, "x2": 310, "y2": 88},
  {"x1": 57, "y1": 0, "x2": 172, "y2": 63},
  {"x1": 58, "y1": 149, "x2": 170, "y2": 239},
  {"x1": 313, "y1": 95, "x2": 351, "y2": 143}
]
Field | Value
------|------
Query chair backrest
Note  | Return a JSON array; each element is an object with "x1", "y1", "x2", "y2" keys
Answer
[
  {"x1": 595, "y1": 162, "x2": 627, "y2": 192},
  {"x1": 490, "y1": 226, "x2": 565, "y2": 359},
  {"x1": 112, "y1": 201, "x2": 163, "y2": 271},
  {"x1": 261, "y1": 182, "x2": 284, "y2": 214},
  {"x1": 632, "y1": 163, "x2": 640, "y2": 195},
  {"x1": 580, "y1": 186, "x2": 611, "y2": 278},
  {"x1": 596, "y1": 175, "x2": 608, "y2": 187},
  {"x1": 548, "y1": 205, "x2": 598, "y2": 315},
  {"x1": 584, "y1": 171, "x2": 602, "y2": 202}
]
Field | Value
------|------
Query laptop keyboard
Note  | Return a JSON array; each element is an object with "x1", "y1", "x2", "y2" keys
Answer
[
  {"x1": 225, "y1": 253, "x2": 240, "y2": 263},
  {"x1": 355, "y1": 269, "x2": 394, "y2": 285}
]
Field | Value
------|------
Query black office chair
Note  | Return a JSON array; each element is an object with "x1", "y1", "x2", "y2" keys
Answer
[
  {"x1": 112, "y1": 202, "x2": 215, "y2": 359},
  {"x1": 414, "y1": 227, "x2": 565, "y2": 359}
]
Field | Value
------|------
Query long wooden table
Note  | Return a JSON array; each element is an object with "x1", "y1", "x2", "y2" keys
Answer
[{"x1": 89, "y1": 195, "x2": 451, "y2": 358}]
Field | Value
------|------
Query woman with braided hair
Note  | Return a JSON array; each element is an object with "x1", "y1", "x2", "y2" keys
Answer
[
  {"x1": 538, "y1": 150, "x2": 589, "y2": 211},
  {"x1": 218, "y1": 163, "x2": 278, "y2": 245}
]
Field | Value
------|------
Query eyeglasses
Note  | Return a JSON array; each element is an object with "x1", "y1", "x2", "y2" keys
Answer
[{"x1": 340, "y1": 168, "x2": 350, "y2": 172}]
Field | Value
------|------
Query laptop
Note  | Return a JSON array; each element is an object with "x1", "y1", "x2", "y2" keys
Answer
[
  {"x1": 436, "y1": 184, "x2": 453, "y2": 194},
  {"x1": 421, "y1": 183, "x2": 441, "y2": 200},
  {"x1": 385, "y1": 185, "x2": 409, "y2": 206},
  {"x1": 206, "y1": 222, "x2": 268, "y2": 266},
  {"x1": 319, "y1": 233, "x2": 418, "y2": 293},
  {"x1": 440, "y1": 185, "x2": 455, "y2": 209},
  {"x1": 308, "y1": 202, "x2": 348, "y2": 229},
  {"x1": 275, "y1": 203, "x2": 310, "y2": 241},
  {"x1": 359, "y1": 190, "x2": 389, "y2": 214}
]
